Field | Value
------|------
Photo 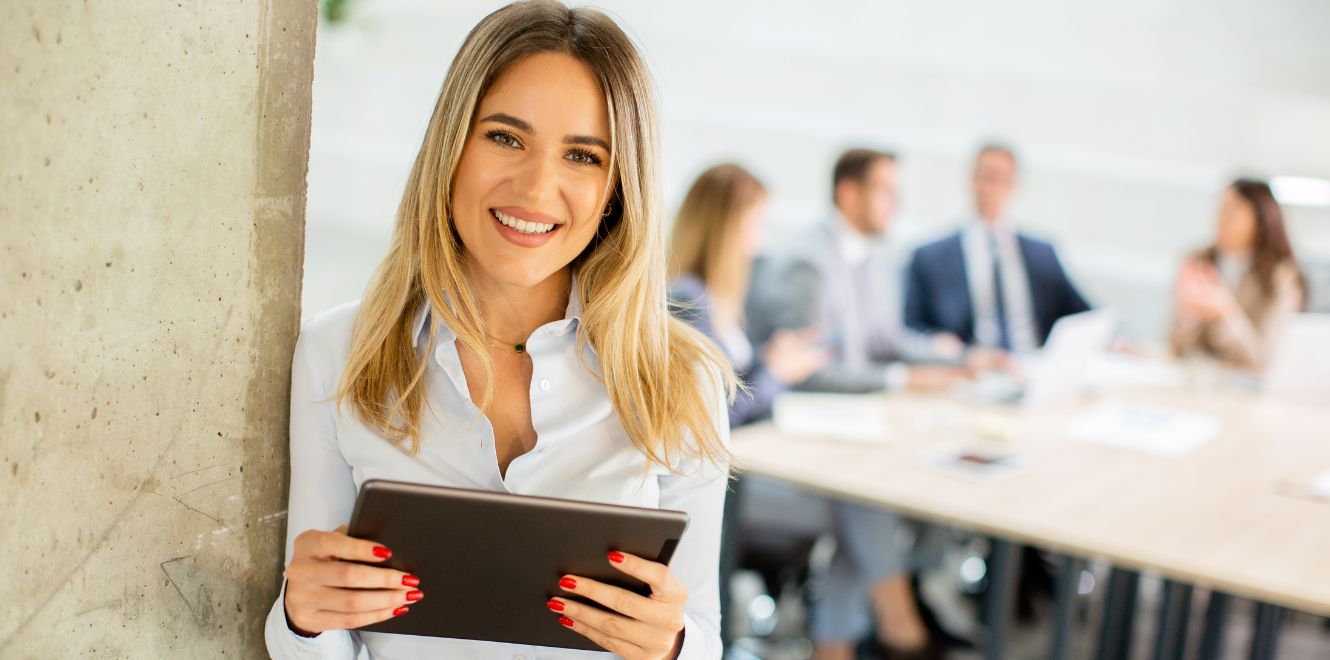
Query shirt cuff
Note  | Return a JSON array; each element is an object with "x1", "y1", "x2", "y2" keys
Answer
[
  {"x1": 673, "y1": 611, "x2": 721, "y2": 660},
  {"x1": 264, "y1": 578, "x2": 358, "y2": 659},
  {"x1": 884, "y1": 363, "x2": 912, "y2": 391}
]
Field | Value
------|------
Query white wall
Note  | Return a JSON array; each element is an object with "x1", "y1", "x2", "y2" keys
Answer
[{"x1": 302, "y1": 0, "x2": 1330, "y2": 345}]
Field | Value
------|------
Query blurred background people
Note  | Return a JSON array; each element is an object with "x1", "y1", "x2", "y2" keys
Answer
[
  {"x1": 737, "y1": 149, "x2": 971, "y2": 660},
  {"x1": 668, "y1": 164, "x2": 828, "y2": 426},
  {"x1": 296, "y1": 4, "x2": 1330, "y2": 658},
  {"x1": 905, "y1": 144, "x2": 1090, "y2": 354},
  {"x1": 903, "y1": 142, "x2": 1094, "y2": 628},
  {"x1": 748, "y1": 148, "x2": 968, "y2": 393},
  {"x1": 1170, "y1": 179, "x2": 1308, "y2": 371}
]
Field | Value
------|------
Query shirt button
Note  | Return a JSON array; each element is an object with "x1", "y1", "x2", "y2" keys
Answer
[{"x1": 539, "y1": 379, "x2": 551, "y2": 391}]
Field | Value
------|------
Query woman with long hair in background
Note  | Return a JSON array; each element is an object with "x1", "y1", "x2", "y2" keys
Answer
[
  {"x1": 1171, "y1": 178, "x2": 1307, "y2": 371},
  {"x1": 667, "y1": 163, "x2": 827, "y2": 425}
]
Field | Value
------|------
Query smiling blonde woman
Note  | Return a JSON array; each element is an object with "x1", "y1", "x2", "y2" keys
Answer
[{"x1": 264, "y1": 2, "x2": 735, "y2": 659}]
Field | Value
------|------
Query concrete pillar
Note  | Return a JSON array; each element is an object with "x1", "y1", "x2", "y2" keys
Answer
[{"x1": 1, "y1": 1, "x2": 316, "y2": 656}]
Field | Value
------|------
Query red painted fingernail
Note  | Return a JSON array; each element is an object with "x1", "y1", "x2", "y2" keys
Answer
[
  {"x1": 559, "y1": 616, "x2": 574, "y2": 627},
  {"x1": 402, "y1": 574, "x2": 419, "y2": 587},
  {"x1": 559, "y1": 577, "x2": 577, "y2": 590},
  {"x1": 406, "y1": 590, "x2": 423, "y2": 602},
  {"x1": 393, "y1": 606, "x2": 409, "y2": 616},
  {"x1": 372, "y1": 546, "x2": 392, "y2": 559},
  {"x1": 547, "y1": 598, "x2": 565, "y2": 612},
  {"x1": 608, "y1": 551, "x2": 625, "y2": 563}
]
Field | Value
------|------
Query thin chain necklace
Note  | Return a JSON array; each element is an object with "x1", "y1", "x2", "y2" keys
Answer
[{"x1": 485, "y1": 332, "x2": 526, "y2": 354}]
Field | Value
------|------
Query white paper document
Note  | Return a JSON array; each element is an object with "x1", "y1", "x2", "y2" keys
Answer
[
  {"x1": 1064, "y1": 401, "x2": 1220, "y2": 457},
  {"x1": 1310, "y1": 469, "x2": 1330, "y2": 500},
  {"x1": 772, "y1": 392, "x2": 891, "y2": 443}
]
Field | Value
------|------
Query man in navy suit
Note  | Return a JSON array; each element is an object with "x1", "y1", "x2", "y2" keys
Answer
[{"x1": 905, "y1": 144, "x2": 1089, "y2": 351}]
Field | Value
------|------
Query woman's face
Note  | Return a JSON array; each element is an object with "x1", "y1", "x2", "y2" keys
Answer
[
  {"x1": 1216, "y1": 186, "x2": 1258, "y2": 253},
  {"x1": 736, "y1": 195, "x2": 768, "y2": 258},
  {"x1": 451, "y1": 52, "x2": 613, "y2": 289}
]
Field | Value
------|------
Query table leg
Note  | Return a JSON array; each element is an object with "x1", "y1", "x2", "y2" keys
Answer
[
  {"x1": 1197, "y1": 591, "x2": 1230, "y2": 660},
  {"x1": 1151, "y1": 579, "x2": 1192, "y2": 660},
  {"x1": 982, "y1": 539, "x2": 1019, "y2": 660},
  {"x1": 1094, "y1": 567, "x2": 1140, "y2": 660},
  {"x1": 1048, "y1": 555, "x2": 1082, "y2": 660},
  {"x1": 1248, "y1": 602, "x2": 1284, "y2": 660},
  {"x1": 718, "y1": 472, "x2": 744, "y2": 649}
]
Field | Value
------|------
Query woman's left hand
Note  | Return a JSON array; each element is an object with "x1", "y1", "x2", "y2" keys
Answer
[{"x1": 547, "y1": 551, "x2": 687, "y2": 659}]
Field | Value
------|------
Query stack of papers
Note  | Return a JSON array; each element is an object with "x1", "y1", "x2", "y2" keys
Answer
[
  {"x1": 772, "y1": 392, "x2": 890, "y2": 443},
  {"x1": 1064, "y1": 401, "x2": 1220, "y2": 457}
]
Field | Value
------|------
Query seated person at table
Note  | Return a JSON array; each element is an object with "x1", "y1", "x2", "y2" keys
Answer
[
  {"x1": 904, "y1": 143, "x2": 1090, "y2": 354},
  {"x1": 747, "y1": 149, "x2": 966, "y2": 393},
  {"x1": 668, "y1": 163, "x2": 828, "y2": 426},
  {"x1": 1170, "y1": 178, "x2": 1307, "y2": 371},
  {"x1": 745, "y1": 149, "x2": 967, "y2": 659}
]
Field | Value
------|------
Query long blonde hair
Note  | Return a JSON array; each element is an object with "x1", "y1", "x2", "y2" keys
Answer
[
  {"x1": 668, "y1": 164, "x2": 767, "y2": 331},
  {"x1": 337, "y1": 0, "x2": 735, "y2": 470}
]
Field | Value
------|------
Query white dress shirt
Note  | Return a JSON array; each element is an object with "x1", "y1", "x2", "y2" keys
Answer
[
  {"x1": 962, "y1": 219, "x2": 1039, "y2": 353},
  {"x1": 264, "y1": 287, "x2": 729, "y2": 660},
  {"x1": 832, "y1": 213, "x2": 912, "y2": 389},
  {"x1": 832, "y1": 212, "x2": 871, "y2": 270}
]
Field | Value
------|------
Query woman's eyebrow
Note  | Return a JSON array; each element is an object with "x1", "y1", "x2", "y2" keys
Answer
[
  {"x1": 564, "y1": 134, "x2": 610, "y2": 152},
  {"x1": 477, "y1": 112, "x2": 532, "y2": 133},
  {"x1": 478, "y1": 112, "x2": 609, "y2": 152}
]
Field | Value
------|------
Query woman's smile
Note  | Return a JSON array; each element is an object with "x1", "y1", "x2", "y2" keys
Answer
[
  {"x1": 450, "y1": 51, "x2": 610, "y2": 287},
  {"x1": 489, "y1": 205, "x2": 565, "y2": 247}
]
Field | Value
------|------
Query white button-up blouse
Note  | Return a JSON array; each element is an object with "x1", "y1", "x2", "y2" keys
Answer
[{"x1": 264, "y1": 289, "x2": 729, "y2": 660}]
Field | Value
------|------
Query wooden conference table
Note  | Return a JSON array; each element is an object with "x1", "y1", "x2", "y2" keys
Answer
[{"x1": 730, "y1": 386, "x2": 1330, "y2": 659}]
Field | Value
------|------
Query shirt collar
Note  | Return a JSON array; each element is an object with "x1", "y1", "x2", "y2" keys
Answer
[
  {"x1": 832, "y1": 210, "x2": 872, "y2": 267},
  {"x1": 410, "y1": 273, "x2": 584, "y2": 348},
  {"x1": 969, "y1": 216, "x2": 1013, "y2": 238}
]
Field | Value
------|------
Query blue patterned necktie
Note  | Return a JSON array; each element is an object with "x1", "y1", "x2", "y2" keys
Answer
[{"x1": 990, "y1": 230, "x2": 1011, "y2": 350}]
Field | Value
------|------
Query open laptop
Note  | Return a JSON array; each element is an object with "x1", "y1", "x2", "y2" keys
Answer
[
  {"x1": 1021, "y1": 309, "x2": 1121, "y2": 409},
  {"x1": 1262, "y1": 313, "x2": 1330, "y2": 402},
  {"x1": 956, "y1": 309, "x2": 1120, "y2": 408}
]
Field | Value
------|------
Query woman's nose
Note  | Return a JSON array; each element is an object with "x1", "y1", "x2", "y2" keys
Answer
[{"x1": 511, "y1": 152, "x2": 558, "y2": 203}]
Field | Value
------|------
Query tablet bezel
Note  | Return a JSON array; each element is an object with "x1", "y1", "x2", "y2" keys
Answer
[{"x1": 344, "y1": 478, "x2": 690, "y2": 651}]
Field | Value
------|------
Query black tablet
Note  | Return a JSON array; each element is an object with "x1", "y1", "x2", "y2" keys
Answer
[{"x1": 345, "y1": 479, "x2": 690, "y2": 651}]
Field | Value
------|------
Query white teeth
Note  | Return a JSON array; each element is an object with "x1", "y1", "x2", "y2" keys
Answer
[{"x1": 493, "y1": 210, "x2": 555, "y2": 235}]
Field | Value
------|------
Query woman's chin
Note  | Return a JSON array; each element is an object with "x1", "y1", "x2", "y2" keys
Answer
[{"x1": 474, "y1": 262, "x2": 571, "y2": 292}]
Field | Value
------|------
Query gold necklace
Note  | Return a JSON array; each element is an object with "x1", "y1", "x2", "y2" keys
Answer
[{"x1": 485, "y1": 332, "x2": 526, "y2": 354}]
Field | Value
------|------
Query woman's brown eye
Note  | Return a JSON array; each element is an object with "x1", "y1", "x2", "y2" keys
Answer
[
  {"x1": 568, "y1": 149, "x2": 603, "y2": 166},
  {"x1": 486, "y1": 130, "x2": 519, "y2": 148}
]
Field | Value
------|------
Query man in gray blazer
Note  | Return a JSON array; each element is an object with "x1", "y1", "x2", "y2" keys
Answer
[
  {"x1": 747, "y1": 149, "x2": 964, "y2": 393},
  {"x1": 742, "y1": 149, "x2": 966, "y2": 658}
]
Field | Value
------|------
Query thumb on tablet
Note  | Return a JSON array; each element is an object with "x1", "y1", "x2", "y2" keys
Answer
[{"x1": 328, "y1": 524, "x2": 392, "y2": 562}]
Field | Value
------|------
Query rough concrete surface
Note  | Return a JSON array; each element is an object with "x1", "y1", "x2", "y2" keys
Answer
[{"x1": 0, "y1": 1, "x2": 316, "y2": 657}]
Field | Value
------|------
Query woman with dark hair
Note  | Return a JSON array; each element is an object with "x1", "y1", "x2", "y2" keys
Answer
[{"x1": 1170, "y1": 179, "x2": 1307, "y2": 371}]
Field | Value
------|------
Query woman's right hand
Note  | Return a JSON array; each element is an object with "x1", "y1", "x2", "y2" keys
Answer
[
  {"x1": 763, "y1": 327, "x2": 830, "y2": 385},
  {"x1": 282, "y1": 524, "x2": 423, "y2": 637},
  {"x1": 1176, "y1": 259, "x2": 1229, "y2": 322}
]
